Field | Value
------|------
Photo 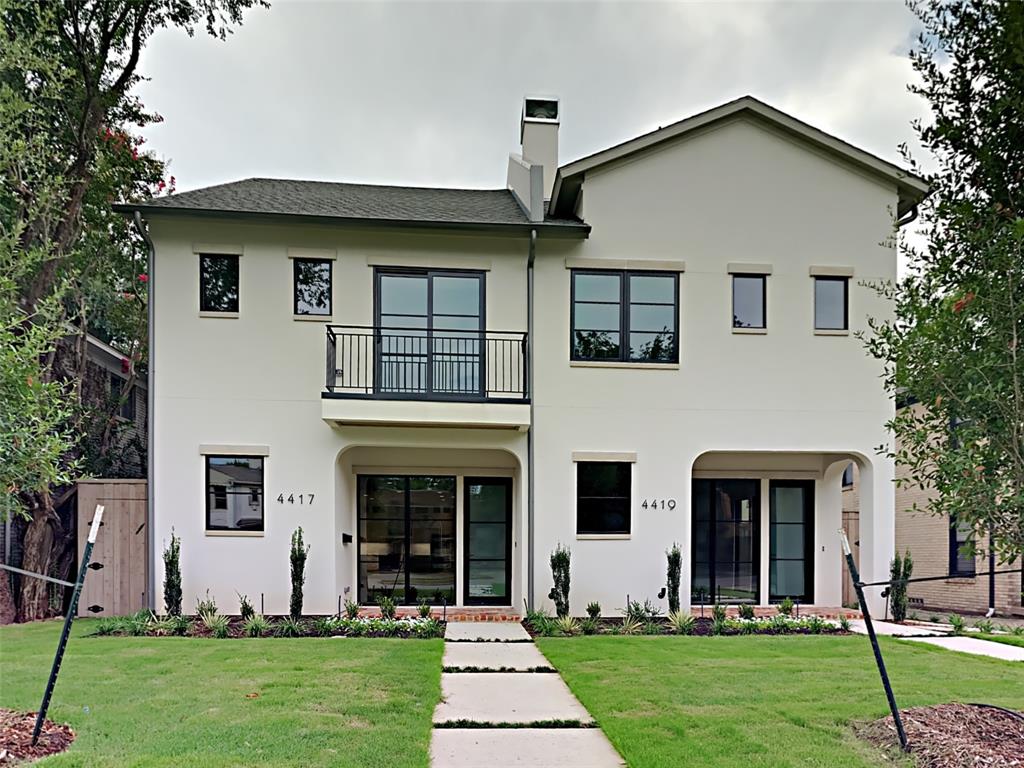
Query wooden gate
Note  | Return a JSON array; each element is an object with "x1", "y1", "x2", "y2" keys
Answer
[
  {"x1": 841, "y1": 510, "x2": 860, "y2": 608},
  {"x1": 77, "y1": 480, "x2": 148, "y2": 617}
]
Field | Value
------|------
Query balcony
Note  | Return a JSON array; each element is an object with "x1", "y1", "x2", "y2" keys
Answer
[{"x1": 321, "y1": 325, "x2": 531, "y2": 429}]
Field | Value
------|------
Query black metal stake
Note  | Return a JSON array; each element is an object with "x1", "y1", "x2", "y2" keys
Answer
[
  {"x1": 31, "y1": 506, "x2": 105, "y2": 746},
  {"x1": 840, "y1": 531, "x2": 909, "y2": 753}
]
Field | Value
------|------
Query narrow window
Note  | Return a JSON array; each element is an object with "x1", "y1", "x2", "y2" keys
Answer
[
  {"x1": 109, "y1": 372, "x2": 135, "y2": 421},
  {"x1": 732, "y1": 274, "x2": 766, "y2": 329},
  {"x1": 206, "y1": 455, "x2": 264, "y2": 531},
  {"x1": 769, "y1": 480, "x2": 814, "y2": 603},
  {"x1": 948, "y1": 516, "x2": 975, "y2": 576},
  {"x1": 576, "y1": 461, "x2": 631, "y2": 535},
  {"x1": 200, "y1": 254, "x2": 239, "y2": 313},
  {"x1": 842, "y1": 463, "x2": 854, "y2": 487},
  {"x1": 814, "y1": 276, "x2": 848, "y2": 330},
  {"x1": 294, "y1": 258, "x2": 332, "y2": 316},
  {"x1": 571, "y1": 270, "x2": 678, "y2": 363}
]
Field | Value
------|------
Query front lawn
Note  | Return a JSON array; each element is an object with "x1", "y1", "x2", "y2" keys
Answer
[
  {"x1": 0, "y1": 620, "x2": 442, "y2": 767},
  {"x1": 537, "y1": 635, "x2": 1024, "y2": 768},
  {"x1": 976, "y1": 632, "x2": 1024, "y2": 649}
]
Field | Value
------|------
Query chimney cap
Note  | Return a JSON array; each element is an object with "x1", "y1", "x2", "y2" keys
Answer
[{"x1": 521, "y1": 95, "x2": 559, "y2": 141}]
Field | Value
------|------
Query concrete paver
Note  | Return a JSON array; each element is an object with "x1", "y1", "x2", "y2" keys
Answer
[
  {"x1": 434, "y1": 672, "x2": 593, "y2": 725},
  {"x1": 430, "y1": 728, "x2": 625, "y2": 767},
  {"x1": 443, "y1": 641, "x2": 553, "y2": 671},
  {"x1": 444, "y1": 621, "x2": 532, "y2": 642},
  {"x1": 848, "y1": 619, "x2": 945, "y2": 637},
  {"x1": 901, "y1": 635, "x2": 1024, "y2": 662}
]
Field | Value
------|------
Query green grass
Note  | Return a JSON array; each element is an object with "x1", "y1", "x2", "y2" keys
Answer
[
  {"x1": 0, "y1": 619, "x2": 443, "y2": 767},
  {"x1": 537, "y1": 635, "x2": 1024, "y2": 768},
  {"x1": 976, "y1": 632, "x2": 1024, "y2": 649}
]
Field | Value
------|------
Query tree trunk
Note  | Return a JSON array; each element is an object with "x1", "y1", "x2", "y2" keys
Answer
[
  {"x1": 0, "y1": 572, "x2": 16, "y2": 625},
  {"x1": 18, "y1": 500, "x2": 57, "y2": 622}
]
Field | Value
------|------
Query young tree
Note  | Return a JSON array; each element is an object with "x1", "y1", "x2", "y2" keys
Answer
[
  {"x1": 866, "y1": 0, "x2": 1024, "y2": 561},
  {"x1": 1, "y1": 0, "x2": 265, "y2": 620}
]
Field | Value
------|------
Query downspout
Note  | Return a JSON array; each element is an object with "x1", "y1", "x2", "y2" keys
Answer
[
  {"x1": 132, "y1": 211, "x2": 156, "y2": 611},
  {"x1": 526, "y1": 228, "x2": 537, "y2": 612}
]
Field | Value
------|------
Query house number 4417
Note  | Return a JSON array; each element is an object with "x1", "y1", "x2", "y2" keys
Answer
[
  {"x1": 276, "y1": 493, "x2": 314, "y2": 505},
  {"x1": 641, "y1": 499, "x2": 677, "y2": 510}
]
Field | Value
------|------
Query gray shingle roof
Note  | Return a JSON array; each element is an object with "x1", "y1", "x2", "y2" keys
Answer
[{"x1": 117, "y1": 177, "x2": 587, "y2": 234}]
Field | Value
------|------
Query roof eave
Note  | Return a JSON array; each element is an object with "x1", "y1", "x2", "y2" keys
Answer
[{"x1": 113, "y1": 203, "x2": 591, "y2": 238}]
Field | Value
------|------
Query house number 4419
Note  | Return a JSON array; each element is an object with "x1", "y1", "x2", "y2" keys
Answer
[
  {"x1": 641, "y1": 499, "x2": 677, "y2": 510},
  {"x1": 276, "y1": 493, "x2": 314, "y2": 505}
]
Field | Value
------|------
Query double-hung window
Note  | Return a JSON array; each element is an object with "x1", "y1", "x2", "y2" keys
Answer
[
  {"x1": 199, "y1": 254, "x2": 239, "y2": 313},
  {"x1": 294, "y1": 258, "x2": 332, "y2": 316},
  {"x1": 570, "y1": 270, "x2": 678, "y2": 363},
  {"x1": 205, "y1": 455, "x2": 264, "y2": 532},
  {"x1": 814, "y1": 276, "x2": 848, "y2": 330},
  {"x1": 948, "y1": 515, "x2": 975, "y2": 576}
]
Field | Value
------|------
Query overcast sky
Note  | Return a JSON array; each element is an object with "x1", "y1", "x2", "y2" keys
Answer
[{"x1": 135, "y1": 0, "x2": 931, "y2": 194}]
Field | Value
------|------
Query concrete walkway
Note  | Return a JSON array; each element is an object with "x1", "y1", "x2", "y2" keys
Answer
[
  {"x1": 430, "y1": 621, "x2": 624, "y2": 767},
  {"x1": 848, "y1": 619, "x2": 946, "y2": 637},
  {"x1": 901, "y1": 635, "x2": 1024, "y2": 662}
]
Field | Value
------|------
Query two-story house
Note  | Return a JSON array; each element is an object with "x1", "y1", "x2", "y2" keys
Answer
[{"x1": 117, "y1": 95, "x2": 928, "y2": 617}]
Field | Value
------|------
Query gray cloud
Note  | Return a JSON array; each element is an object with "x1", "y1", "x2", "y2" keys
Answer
[{"x1": 135, "y1": 0, "x2": 931, "y2": 193}]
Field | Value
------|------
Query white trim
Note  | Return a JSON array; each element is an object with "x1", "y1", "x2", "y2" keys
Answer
[
  {"x1": 205, "y1": 530, "x2": 264, "y2": 538},
  {"x1": 199, "y1": 311, "x2": 239, "y2": 319},
  {"x1": 199, "y1": 444, "x2": 270, "y2": 457},
  {"x1": 193, "y1": 243, "x2": 243, "y2": 255},
  {"x1": 565, "y1": 257, "x2": 686, "y2": 272},
  {"x1": 727, "y1": 262, "x2": 773, "y2": 275},
  {"x1": 691, "y1": 469, "x2": 821, "y2": 480},
  {"x1": 732, "y1": 327, "x2": 767, "y2": 335},
  {"x1": 288, "y1": 248, "x2": 337, "y2": 261},
  {"x1": 570, "y1": 361, "x2": 679, "y2": 370},
  {"x1": 576, "y1": 534, "x2": 632, "y2": 541},
  {"x1": 814, "y1": 329, "x2": 850, "y2": 337},
  {"x1": 366, "y1": 254, "x2": 492, "y2": 271},
  {"x1": 809, "y1": 265, "x2": 854, "y2": 277},
  {"x1": 293, "y1": 314, "x2": 332, "y2": 323},
  {"x1": 351, "y1": 465, "x2": 514, "y2": 477},
  {"x1": 571, "y1": 451, "x2": 637, "y2": 463}
]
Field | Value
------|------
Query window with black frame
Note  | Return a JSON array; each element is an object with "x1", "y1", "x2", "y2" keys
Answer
[
  {"x1": 576, "y1": 461, "x2": 631, "y2": 535},
  {"x1": 814, "y1": 276, "x2": 848, "y2": 330},
  {"x1": 199, "y1": 254, "x2": 239, "y2": 313},
  {"x1": 109, "y1": 372, "x2": 135, "y2": 421},
  {"x1": 732, "y1": 274, "x2": 766, "y2": 329},
  {"x1": 571, "y1": 270, "x2": 678, "y2": 363},
  {"x1": 769, "y1": 480, "x2": 814, "y2": 603},
  {"x1": 949, "y1": 515, "x2": 975, "y2": 576},
  {"x1": 205, "y1": 456, "x2": 264, "y2": 531},
  {"x1": 294, "y1": 258, "x2": 332, "y2": 316}
]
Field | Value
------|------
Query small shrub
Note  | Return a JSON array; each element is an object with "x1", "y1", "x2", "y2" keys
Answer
[
  {"x1": 413, "y1": 618, "x2": 444, "y2": 639},
  {"x1": 586, "y1": 601, "x2": 602, "y2": 619},
  {"x1": 162, "y1": 530, "x2": 182, "y2": 616},
  {"x1": 204, "y1": 613, "x2": 230, "y2": 639},
  {"x1": 125, "y1": 609, "x2": 153, "y2": 636},
  {"x1": 888, "y1": 549, "x2": 913, "y2": 623},
  {"x1": 238, "y1": 593, "x2": 255, "y2": 621},
  {"x1": 376, "y1": 594, "x2": 396, "y2": 620},
  {"x1": 619, "y1": 617, "x2": 643, "y2": 635},
  {"x1": 949, "y1": 614, "x2": 965, "y2": 635},
  {"x1": 808, "y1": 616, "x2": 826, "y2": 635},
  {"x1": 92, "y1": 617, "x2": 123, "y2": 636},
  {"x1": 149, "y1": 615, "x2": 175, "y2": 636},
  {"x1": 769, "y1": 614, "x2": 790, "y2": 633},
  {"x1": 838, "y1": 615, "x2": 852, "y2": 632},
  {"x1": 313, "y1": 616, "x2": 338, "y2": 637},
  {"x1": 738, "y1": 604, "x2": 755, "y2": 620},
  {"x1": 665, "y1": 543, "x2": 682, "y2": 614},
  {"x1": 555, "y1": 616, "x2": 580, "y2": 636},
  {"x1": 711, "y1": 603, "x2": 727, "y2": 623},
  {"x1": 929, "y1": 615, "x2": 940, "y2": 624},
  {"x1": 196, "y1": 591, "x2": 217, "y2": 620},
  {"x1": 290, "y1": 527, "x2": 310, "y2": 620},
  {"x1": 973, "y1": 618, "x2": 995, "y2": 634},
  {"x1": 1011, "y1": 625, "x2": 1024, "y2": 637},
  {"x1": 777, "y1": 597, "x2": 794, "y2": 616},
  {"x1": 642, "y1": 620, "x2": 662, "y2": 635},
  {"x1": 243, "y1": 614, "x2": 272, "y2": 637},
  {"x1": 344, "y1": 599, "x2": 361, "y2": 619},
  {"x1": 417, "y1": 599, "x2": 431, "y2": 618},
  {"x1": 278, "y1": 615, "x2": 304, "y2": 638},
  {"x1": 623, "y1": 599, "x2": 662, "y2": 623},
  {"x1": 668, "y1": 610, "x2": 695, "y2": 635},
  {"x1": 710, "y1": 617, "x2": 727, "y2": 636},
  {"x1": 549, "y1": 544, "x2": 571, "y2": 618},
  {"x1": 525, "y1": 607, "x2": 550, "y2": 630},
  {"x1": 579, "y1": 617, "x2": 600, "y2": 635}
]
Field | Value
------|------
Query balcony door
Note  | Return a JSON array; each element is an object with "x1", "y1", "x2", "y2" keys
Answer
[
  {"x1": 375, "y1": 269, "x2": 484, "y2": 398},
  {"x1": 691, "y1": 479, "x2": 759, "y2": 604}
]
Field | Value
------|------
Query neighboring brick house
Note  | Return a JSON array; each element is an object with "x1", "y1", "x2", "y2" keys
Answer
[{"x1": 842, "y1": 403, "x2": 1024, "y2": 618}]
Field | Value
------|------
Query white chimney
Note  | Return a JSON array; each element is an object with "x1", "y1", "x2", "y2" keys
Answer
[{"x1": 520, "y1": 96, "x2": 559, "y2": 201}]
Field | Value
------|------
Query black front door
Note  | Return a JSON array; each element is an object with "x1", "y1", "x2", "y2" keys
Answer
[
  {"x1": 464, "y1": 477, "x2": 512, "y2": 605},
  {"x1": 691, "y1": 479, "x2": 760, "y2": 604}
]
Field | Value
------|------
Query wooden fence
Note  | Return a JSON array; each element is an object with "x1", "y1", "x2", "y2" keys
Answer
[{"x1": 77, "y1": 479, "x2": 147, "y2": 617}]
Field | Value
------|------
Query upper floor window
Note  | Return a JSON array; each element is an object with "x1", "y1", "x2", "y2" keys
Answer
[
  {"x1": 570, "y1": 270, "x2": 678, "y2": 363},
  {"x1": 732, "y1": 274, "x2": 766, "y2": 329},
  {"x1": 294, "y1": 258, "x2": 332, "y2": 316},
  {"x1": 200, "y1": 254, "x2": 239, "y2": 313},
  {"x1": 206, "y1": 455, "x2": 264, "y2": 532},
  {"x1": 949, "y1": 515, "x2": 975, "y2": 576},
  {"x1": 814, "y1": 276, "x2": 848, "y2": 330},
  {"x1": 576, "y1": 461, "x2": 631, "y2": 535}
]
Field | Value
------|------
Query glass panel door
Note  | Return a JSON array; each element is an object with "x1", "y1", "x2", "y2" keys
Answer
[
  {"x1": 358, "y1": 475, "x2": 456, "y2": 604},
  {"x1": 691, "y1": 479, "x2": 759, "y2": 604},
  {"x1": 464, "y1": 477, "x2": 512, "y2": 605},
  {"x1": 769, "y1": 480, "x2": 814, "y2": 603},
  {"x1": 376, "y1": 270, "x2": 484, "y2": 397}
]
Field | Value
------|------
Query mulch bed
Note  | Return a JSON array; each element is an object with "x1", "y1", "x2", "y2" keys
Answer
[
  {"x1": 858, "y1": 702, "x2": 1024, "y2": 767},
  {"x1": 0, "y1": 709, "x2": 74, "y2": 765}
]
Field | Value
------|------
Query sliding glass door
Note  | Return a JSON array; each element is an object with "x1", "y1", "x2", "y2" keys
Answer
[
  {"x1": 691, "y1": 479, "x2": 759, "y2": 604},
  {"x1": 358, "y1": 475, "x2": 456, "y2": 604},
  {"x1": 376, "y1": 270, "x2": 484, "y2": 398},
  {"x1": 769, "y1": 480, "x2": 814, "y2": 603}
]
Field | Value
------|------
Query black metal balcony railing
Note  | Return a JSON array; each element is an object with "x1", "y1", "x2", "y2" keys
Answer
[{"x1": 325, "y1": 325, "x2": 528, "y2": 403}]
